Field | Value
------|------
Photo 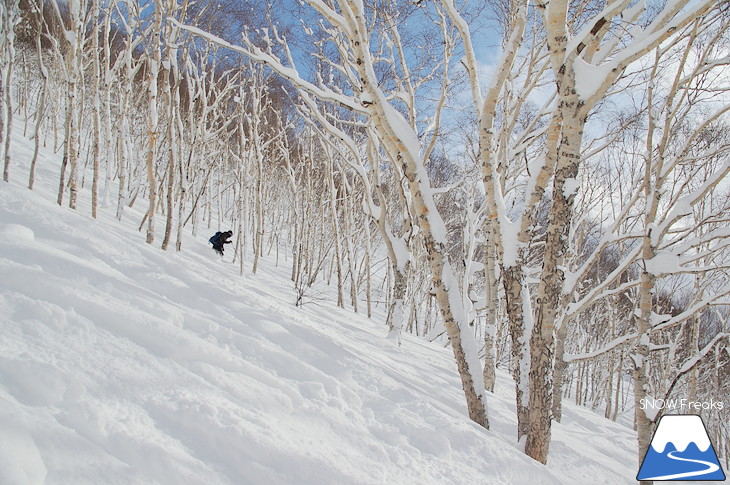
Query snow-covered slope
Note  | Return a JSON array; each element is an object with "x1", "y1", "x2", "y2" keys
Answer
[{"x1": 1, "y1": 121, "x2": 644, "y2": 484}]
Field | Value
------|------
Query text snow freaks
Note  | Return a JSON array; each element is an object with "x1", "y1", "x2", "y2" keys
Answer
[{"x1": 640, "y1": 397, "x2": 724, "y2": 411}]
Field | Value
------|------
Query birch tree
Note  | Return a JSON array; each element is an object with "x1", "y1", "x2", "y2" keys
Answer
[
  {"x1": 27, "y1": 0, "x2": 49, "y2": 190},
  {"x1": 443, "y1": 0, "x2": 723, "y2": 463},
  {"x1": 48, "y1": 0, "x2": 86, "y2": 209},
  {"x1": 630, "y1": 19, "x2": 730, "y2": 477},
  {"x1": 558, "y1": 11, "x2": 730, "y2": 475},
  {"x1": 161, "y1": 0, "x2": 190, "y2": 250},
  {"x1": 173, "y1": 1, "x2": 491, "y2": 426},
  {"x1": 114, "y1": 0, "x2": 144, "y2": 221},
  {"x1": 0, "y1": 0, "x2": 21, "y2": 182},
  {"x1": 90, "y1": 0, "x2": 102, "y2": 218},
  {"x1": 144, "y1": 0, "x2": 165, "y2": 243}
]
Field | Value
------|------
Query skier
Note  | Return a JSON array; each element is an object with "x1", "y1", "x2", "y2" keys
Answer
[{"x1": 209, "y1": 230, "x2": 233, "y2": 257}]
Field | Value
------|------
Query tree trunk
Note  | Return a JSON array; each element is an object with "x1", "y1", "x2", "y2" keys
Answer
[
  {"x1": 483, "y1": 223, "x2": 499, "y2": 393},
  {"x1": 145, "y1": 1, "x2": 163, "y2": 244},
  {"x1": 90, "y1": 0, "x2": 101, "y2": 218},
  {"x1": 161, "y1": 50, "x2": 175, "y2": 250},
  {"x1": 525, "y1": 162, "x2": 580, "y2": 462},
  {"x1": 327, "y1": 153, "x2": 344, "y2": 307},
  {"x1": 364, "y1": 219, "x2": 372, "y2": 318},
  {"x1": 634, "y1": 263, "x2": 656, "y2": 485},
  {"x1": 66, "y1": 30, "x2": 80, "y2": 210},
  {"x1": 116, "y1": 35, "x2": 133, "y2": 221},
  {"x1": 101, "y1": 3, "x2": 113, "y2": 208},
  {"x1": 552, "y1": 318, "x2": 569, "y2": 422},
  {"x1": 29, "y1": 10, "x2": 48, "y2": 190},
  {"x1": 502, "y1": 266, "x2": 531, "y2": 439},
  {"x1": 1, "y1": 0, "x2": 19, "y2": 183},
  {"x1": 386, "y1": 267, "x2": 408, "y2": 345}
]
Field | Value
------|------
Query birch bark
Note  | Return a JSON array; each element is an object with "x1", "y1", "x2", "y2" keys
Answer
[
  {"x1": 1, "y1": 0, "x2": 20, "y2": 182},
  {"x1": 145, "y1": 0, "x2": 164, "y2": 244}
]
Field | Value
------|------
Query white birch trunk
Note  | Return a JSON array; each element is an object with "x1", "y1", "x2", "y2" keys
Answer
[
  {"x1": 1, "y1": 0, "x2": 20, "y2": 182},
  {"x1": 90, "y1": 0, "x2": 102, "y2": 218},
  {"x1": 29, "y1": 2, "x2": 48, "y2": 190},
  {"x1": 145, "y1": 1, "x2": 163, "y2": 244}
]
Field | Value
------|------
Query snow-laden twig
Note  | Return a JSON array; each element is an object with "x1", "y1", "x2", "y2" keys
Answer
[
  {"x1": 168, "y1": 19, "x2": 367, "y2": 114},
  {"x1": 564, "y1": 332, "x2": 638, "y2": 363}
]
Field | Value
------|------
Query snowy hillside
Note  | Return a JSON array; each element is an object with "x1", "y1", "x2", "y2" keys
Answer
[{"x1": 2, "y1": 122, "x2": 644, "y2": 484}]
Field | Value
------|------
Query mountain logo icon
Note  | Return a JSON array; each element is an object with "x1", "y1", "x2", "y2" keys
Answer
[{"x1": 637, "y1": 414, "x2": 726, "y2": 481}]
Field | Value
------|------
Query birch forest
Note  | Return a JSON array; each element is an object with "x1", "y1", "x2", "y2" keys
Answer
[{"x1": 1, "y1": 0, "x2": 729, "y2": 476}]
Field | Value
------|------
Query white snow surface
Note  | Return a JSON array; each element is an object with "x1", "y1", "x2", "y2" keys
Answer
[
  {"x1": 650, "y1": 415, "x2": 712, "y2": 453},
  {"x1": 0, "y1": 118, "x2": 646, "y2": 484}
]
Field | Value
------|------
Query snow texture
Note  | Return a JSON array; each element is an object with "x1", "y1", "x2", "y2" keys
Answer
[
  {"x1": 562, "y1": 178, "x2": 580, "y2": 198},
  {"x1": 0, "y1": 113, "x2": 654, "y2": 484},
  {"x1": 500, "y1": 218, "x2": 521, "y2": 268}
]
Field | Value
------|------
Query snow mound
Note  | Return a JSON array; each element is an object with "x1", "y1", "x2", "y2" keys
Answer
[
  {"x1": 0, "y1": 417, "x2": 47, "y2": 485},
  {"x1": 0, "y1": 223, "x2": 35, "y2": 242}
]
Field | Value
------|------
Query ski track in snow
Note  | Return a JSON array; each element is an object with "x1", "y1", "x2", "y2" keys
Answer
[{"x1": 0, "y1": 114, "x2": 674, "y2": 484}]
